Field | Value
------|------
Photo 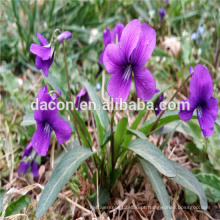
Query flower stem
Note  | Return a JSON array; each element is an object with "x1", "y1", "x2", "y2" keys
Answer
[
  {"x1": 110, "y1": 109, "x2": 116, "y2": 170},
  {"x1": 53, "y1": 29, "x2": 72, "y2": 102},
  {"x1": 62, "y1": 41, "x2": 72, "y2": 102},
  {"x1": 49, "y1": 91, "x2": 98, "y2": 168},
  {"x1": 150, "y1": 73, "x2": 193, "y2": 133}
]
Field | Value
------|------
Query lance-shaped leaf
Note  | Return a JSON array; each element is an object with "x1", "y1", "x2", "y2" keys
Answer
[
  {"x1": 139, "y1": 111, "x2": 197, "y2": 135},
  {"x1": 139, "y1": 158, "x2": 171, "y2": 220},
  {"x1": 128, "y1": 139, "x2": 176, "y2": 177},
  {"x1": 36, "y1": 146, "x2": 96, "y2": 218},
  {"x1": 170, "y1": 161, "x2": 208, "y2": 210}
]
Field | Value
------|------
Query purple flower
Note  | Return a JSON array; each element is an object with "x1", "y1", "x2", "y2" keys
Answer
[
  {"x1": 99, "y1": 23, "x2": 124, "y2": 63},
  {"x1": 158, "y1": 8, "x2": 166, "y2": 21},
  {"x1": 75, "y1": 87, "x2": 89, "y2": 110},
  {"x1": 30, "y1": 31, "x2": 72, "y2": 77},
  {"x1": 30, "y1": 85, "x2": 72, "y2": 156},
  {"x1": 189, "y1": 66, "x2": 194, "y2": 74},
  {"x1": 198, "y1": 26, "x2": 204, "y2": 36},
  {"x1": 191, "y1": 32, "x2": 197, "y2": 40},
  {"x1": 154, "y1": 89, "x2": 164, "y2": 116},
  {"x1": 103, "y1": 19, "x2": 156, "y2": 102},
  {"x1": 179, "y1": 64, "x2": 218, "y2": 137},
  {"x1": 18, "y1": 141, "x2": 39, "y2": 178}
]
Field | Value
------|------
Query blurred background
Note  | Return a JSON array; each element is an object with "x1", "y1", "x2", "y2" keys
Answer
[{"x1": 0, "y1": 0, "x2": 220, "y2": 218}]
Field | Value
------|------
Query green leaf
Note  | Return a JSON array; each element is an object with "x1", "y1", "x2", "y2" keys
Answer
[
  {"x1": 74, "y1": 109, "x2": 93, "y2": 147},
  {"x1": 0, "y1": 189, "x2": 7, "y2": 212},
  {"x1": 160, "y1": 122, "x2": 180, "y2": 150},
  {"x1": 126, "y1": 129, "x2": 147, "y2": 140},
  {"x1": 184, "y1": 188, "x2": 198, "y2": 204},
  {"x1": 5, "y1": 195, "x2": 31, "y2": 217},
  {"x1": 195, "y1": 173, "x2": 220, "y2": 203},
  {"x1": 55, "y1": 39, "x2": 59, "y2": 57},
  {"x1": 184, "y1": 142, "x2": 204, "y2": 163},
  {"x1": 139, "y1": 111, "x2": 197, "y2": 135},
  {"x1": 92, "y1": 186, "x2": 110, "y2": 207},
  {"x1": 215, "y1": 118, "x2": 220, "y2": 127},
  {"x1": 110, "y1": 168, "x2": 122, "y2": 187},
  {"x1": 139, "y1": 158, "x2": 171, "y2": 220},
  {"x1": 82, "y1": 78, "x2": 109, "y2": 143},
  {"x1": 36, "y1": 146, "x2": 96, "y2": 218},
  {"x1": 123, "y1": 85, "x2": 172, "y2": 146},
  {"x1": 128, "y1": 139, "x2": 176, "y2": 177},
  {"x1": 114, "y1": 117, "x2": 128, "y2": 162},
  {"x1": 21, "y1": 114, "x2": 35, "y2": 126},
  {"x1": 43, "y1": 74, "x2": 66, "y2": 99},
  {"x1": 170, "y1": 161, "x2": 208, "y2": 210}
]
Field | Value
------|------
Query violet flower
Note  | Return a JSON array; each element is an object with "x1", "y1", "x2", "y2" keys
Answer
[
  {"x1": 30, "y1": 85, "x2": 72, "y2": 156},
  {"x1": 189, "y1": 66, "x2": 194, "y2": 74},
  {"x1": 99, "y1": 23, "x2": 124, "y2": 63},
  {"x1": 75, "y1": 87, "x2": 89, "y2": 110},
  {"x1": 198, "y1": 26, "x2": 204, "y2": 36},
  {"x1": 179, "y1": 64, "x2": 218, "y2": 137},
  {"x1": 191, "y1": 32, "x2": 197, "y2": 40},
  {"x1": 18, "y1": 141, "x2": 39, "y2": 178},
  {"x1": 103, "y1": 19, "x2": 156, "y2": 102},
  {"x1": 158, "y1": 8, "x2": 166, "y2": 21},
  {"x1": 30, "y1": 31, "x2": 72, "y2": 77},
  {"x1": 154, "y1": 89, "x2": 164, "y2": 116}
]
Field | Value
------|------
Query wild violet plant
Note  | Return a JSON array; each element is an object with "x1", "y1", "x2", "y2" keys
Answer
[{"x1": 19, "y1": 19, "x2": 219, "y2": 219}]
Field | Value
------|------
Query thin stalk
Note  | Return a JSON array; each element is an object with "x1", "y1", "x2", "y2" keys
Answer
[
  {"x1": 150, "y1": 73, "x2": 193, "y2": 133},
  {"x1": 62, "y1": 41, "x2": 72, "y2": 102},
  {"x1": 110, "y1": 109, "x2": 115, "y2": 170},
  {"x1": 49, "y1": 91, "x2": 81, "y2": 144},
  {"x1": 53, "y1": 29, "x2": 72, "y2": 102},
  {"x1": 50, "y1": 91, "x2": 98, "y2": 168}
]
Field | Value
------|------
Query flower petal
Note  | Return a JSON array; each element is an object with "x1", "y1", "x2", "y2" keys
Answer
[
  {"x1": 51, "y1": 117, "x2": 72, "y2": 145},
  {"x1": 57, "y1": 31, "x2": 72, "y2": 44},
  {"x1": 112, "y1": 23, "x2": 124, "y2": 43},
  {"x1": 75, "y1": 87, "x2": 88, "y2": 110},
  {"x1": 30, "y1": 44, "x2": 51, "y2": 61},
  {"x1": 202, "y1": 97, "x2": 219, "y2": 120},
  {"x1": 178, "y1": 96, "x2": 198, "y2": 121},
  {"x1": 22, "y1": 141, "x2": 33, "y2": 158},
  {"x1": 99, "y1": 48, "x2": 105, "y2": 64},
  {"x1": 189, "y1": 64, "x2": 214, "y2": 101},
  {"x1": 197, "y1": 109, "x2": 215, "y2": 137},
  {"x1": 36, "y1": 85, "x2": 48, "y2": 102},
  {"x1": 41, "y1": 53, "x2": 54, "y2": 77},
  {"x1": 31, "y1": 161, "x2": 39, "y2": 178},
  {"x1": 34, "y1": 94, "x2": 58, "y2": 124},
  {"x1": 131, "y1": 23, "x2": 156, "y2": 66},
  {"x1": 36, "y1": 33, "x2": 49, "y2": 46},
  {"x1": 35, "y1": 56, "x2": 42, "y2": 70},
  {"x1": 103, "y1": 28, "x2": 112, "y2": 46},
  {"x1": 32, "y1": 123, "x2": 51, "y2": 156},
  {"x1": 189, "y1": 66, "x2": 194, "y2": 74},
  {"x1": 133, "y1": 67, "x2": 156, "y2": 101},
  {"x1": 154, "y1": 89, "x2": 164, "y2": 116},
  {"x1": 107, "y1": 68, "x2": 132, "y2": 102},
  {"x1": 120, "y1": 19, "x2": 141, "y2": 62},
  {"x1": 103, "y1": 44, "x2": 127, "y2": 74},
  {"x1": 197, "y1": 97, "x2": 218, "y2": 137},
  {"x1": 18, "y1": 161, "x2": 30, "y2": 177},
  {"x1": 52, "y1": 90, "x2": 61, "y2": 100}
]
